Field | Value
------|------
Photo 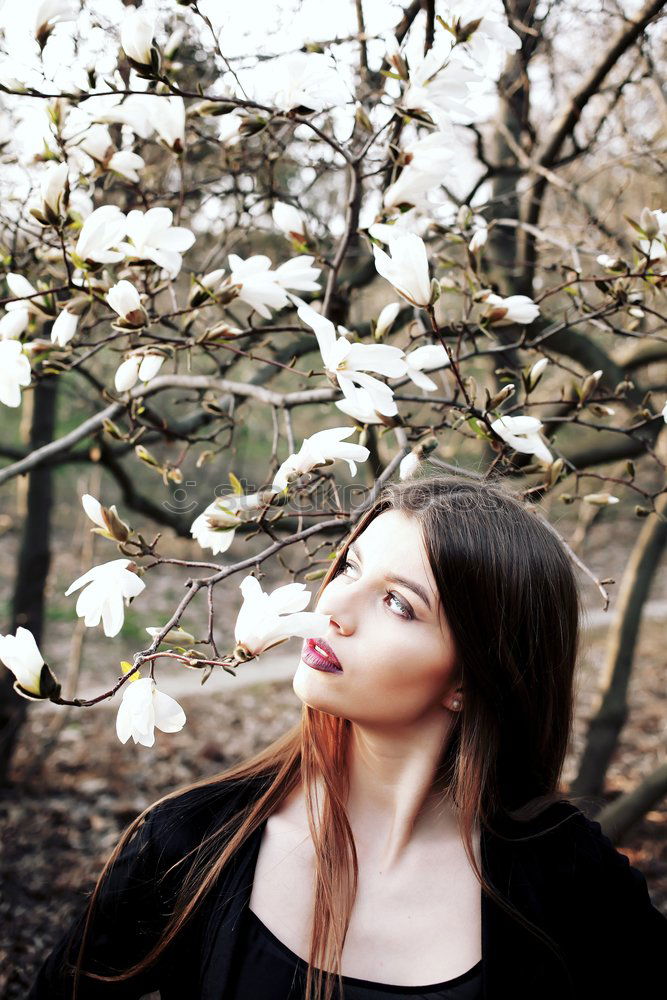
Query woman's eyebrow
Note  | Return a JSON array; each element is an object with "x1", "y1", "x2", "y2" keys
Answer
[{"x1": 348, "y1": 542, "x2": 432, "y2": 611}]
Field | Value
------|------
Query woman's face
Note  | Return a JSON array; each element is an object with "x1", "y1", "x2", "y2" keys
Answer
[{"x1": 293, "y1": 509, "x2": 460, "y2": 727}]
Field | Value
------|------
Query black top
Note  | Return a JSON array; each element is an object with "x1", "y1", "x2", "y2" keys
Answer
[
  {"x1": 26, "y1": 779, "x2": 667, "y2": 1000},
  {"x1": 226, "y1": 904, "x2": 483, "y2": 1000}
]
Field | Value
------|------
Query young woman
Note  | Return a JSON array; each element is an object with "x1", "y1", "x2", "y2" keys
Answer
[{"x1": 28, "y1": 473, "x2": 667, "y2": 1000}]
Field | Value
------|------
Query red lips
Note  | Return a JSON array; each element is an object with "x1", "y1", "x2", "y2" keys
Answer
[{"x1": 306, "y1": 637, "x2": 342, "y2": 670}]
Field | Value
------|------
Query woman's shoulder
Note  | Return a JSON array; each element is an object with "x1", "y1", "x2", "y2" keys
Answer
[{"x1": 502, "y1": 798, "x2": 666, "y2": 927}]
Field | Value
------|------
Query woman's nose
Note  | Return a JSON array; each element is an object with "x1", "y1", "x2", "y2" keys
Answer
[{"x1": 326, "y1": 614, "x2": 352, "y2": 637}]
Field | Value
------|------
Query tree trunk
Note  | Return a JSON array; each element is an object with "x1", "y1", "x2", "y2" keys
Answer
[
  {"x1": 486, "y1": 1, "x2": 537, "y2": 373},
  {"x1": 596, "y1": 761, "x2": 667, "y2": 844},
  {"x1": 0, "y1": 377, "x2": 58, "y2": 785},
  {"x1": 570, "y1": 489, "x2": 667, "y2": 799}
]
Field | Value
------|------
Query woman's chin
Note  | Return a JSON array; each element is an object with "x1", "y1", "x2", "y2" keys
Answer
[{"x1": 292, "y1": 660, "x2": 341, "y2": 710}]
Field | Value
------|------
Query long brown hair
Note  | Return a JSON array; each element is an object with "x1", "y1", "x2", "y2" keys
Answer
[{"x1": 69, "y1": 470, "x2": 583, "y2": 1000}]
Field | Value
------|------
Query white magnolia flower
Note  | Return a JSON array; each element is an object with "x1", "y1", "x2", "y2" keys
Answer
[
  {"x1": 40, "y1": 161, "x2": 68, "y2": 220},
  {"x1": 75, "y1": 124, "x2": 113, "y2": 165},
  {"x1": 228, "y1": 254, "x2": 289, "y2": 318},
  {"x1": 75, "y1": 205, "x2": 127, "y2": 264},
  {"x1": 234, "y1": 575, "x2": 331, "y2": 658},
  {"x1": 0, "y1": 626, "x2": 45, "y2": 697},
  {"x1": 65, "y1": 558, "x2": 146, "y2": 638},
  {"x1": 50, "y1": 306, "x2": 79, "y2": 347},
  {"x1": 34, "y1": 0, "x2": 76, "y2": 42},
  {"x1": 490, "y1": 414, "x2": 553, "y2": 466},
  {"x1": 116, "y1": 677, "x2": 186, "y2": 748},
  {"x1": 0, "y1": 309, "x2": 29, "y2": 340},
  {"x1": 120, "y1": 6, "x2": 156, "y2": 66},
  {"x1": 190, "y1": 492, "x2": 266, "y2": 555},
  {"x1": 297, "y1": 301, "x2": 407, "y2": 416},
  {"x1": 368, "y1": 207, "x2": 426, "y2": 245},
  {"x1": 252, "y1": 51, "x2": 349, "y2": 113},
  {"x1": 480, "y1": 292, "x2": 540, "y2": 325},
  {"x1": 151, "y1": 96, "x2": 186, "y2": 152},
  {"x1": 5, "y1": 273, "x2": 49, "y2": 315},
  {"x1": 404, "y1": 343, "x2": 451, "y2": 391},
  {"x1": 596, "y1": 254, "x2": 623, "y2": 270},
  {"x1": 106, "y1": 279, "x2": 146, "y2": 326},
  {"x1": 400, "y1": 45, "x2": 482, "y2": 126},
  {"x1": 334, "y1": 394, "x2": 387, "y2": 424},
  {"x1": 399, "y1": 451, "x2": 421, "y2": 480},
  {"x1": 383, "y1": 131, "x2": 454, "y2": 210},
  {"x1": 469, "y1": 227, "x2": 488, "y2": 252},
  {"x1": 272, "y1": 201, "x2": 307, "y2": 241},
  {"x1": 218, "y1": 112, "x2": 244, "y2": 146},
  {"x1": 272, "y1": 426, "x2": 370, "y2": 492},
  {"x1": 0, "y1": 339, "x2": 31, "y2": 407},
  {"x1": 273, "y1": 256, "x2": 321, "y2": 292},
  {"x1": 638, "y1": 209, "x2": 667, "y2": 260},
  {"x1": 373, "y1": 232, "x2": 432, "y2": 308},
  {"x1": 108, "y1": 150, "x2": 145, "y2": 182},
  {"x1": 92, "y1": 94, "x2": 155, "y2": 139},
  {"x1": 120, "y1": 207, "x2": 195, "y2": 278},
  {"x1": 114, "y1": 352, "x2": 164, "y2": 392},
  {"x1": 441, "y1": 1, "x2": 521, "y2": 59}
]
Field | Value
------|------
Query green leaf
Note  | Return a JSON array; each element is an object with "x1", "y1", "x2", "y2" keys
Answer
[{"x1": 229, "y1": 471, "x2": 244, "y2": 495}]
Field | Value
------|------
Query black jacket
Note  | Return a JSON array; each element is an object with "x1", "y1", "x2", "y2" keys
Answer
[{"x1": 28, "y1": 775, "x2": 667, "y2": 999}]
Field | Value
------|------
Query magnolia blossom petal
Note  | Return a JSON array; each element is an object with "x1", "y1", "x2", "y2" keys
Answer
[
  {"x1": 0, "y1": 340, "x2": 31, "y2": 407},
  {"x1": 234, "y1": 574, "x2": 331, "y2": 656},
  {"x1": 399, "y1": 452, "x2": 421, "y2": 480},
  {"x1": 108, "y1": 150, "x2": 145, "y2": 182},
  {"x1": 138, "y1": 353, "x2": 164, "y2": 382},
  {"x1": 190, "y1": 500, "x2": 240, "y2": 555},
  {"x1": 272, "y1": 201, "x2": 306, "y2": 239},
  {"x1": 267, "y1": 581, "x2": 313, "y2": 615},
  {"x1": 65, "y1": 558, "x2": 146, "y2": 637},
  {"x1": 0, "y1": 309, "x2": 29, "y2": 340},
  {"x1": 50, "y1": 307, "x2": 79, "y2": 347},
  {"x1": 82, "y1": 493, "x2": 106, "y2": 528},
  {"x1": 115, "y1": 355, "x2": 141, "y2": 392},
  {"x1": 0, "y1": 626, "x2": 45, "y2": 695},
  {"x1": 375, "y1": 302, "x2": 400, "y2": 338},
  {"x1": 107, "y1": 279, "x2": 143, "y2": 320},
  {"x1": 338, "y1": 370, "x2": 398, "y2": 416},
  {"x1": 120, "y1": 7, "x2": 155, "y2": 65},
  {"x1": 373, "y1": 233, "x2": 431, "y2": 307}
]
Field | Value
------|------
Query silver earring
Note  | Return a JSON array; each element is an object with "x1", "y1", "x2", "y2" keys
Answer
[{"x1": 452, "y1": 699, "x2": 461, "y2": 710}]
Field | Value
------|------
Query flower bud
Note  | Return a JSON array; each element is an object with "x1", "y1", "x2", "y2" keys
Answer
[
  {"x1": 486, "y1": 383, "x2": 515, "y2": 411},
  {"x1": 145, "y1": 626, "x2": 196, "y2": 646},
  {"x1": 579, "y1": 369, "x2": 603, "y2": 403},
  {"x1": 527, "y1": 357, "x2": 548, "y2": 391},
  {"x1": 582, "y1": 492, "x2": 620, "y2": 506},
  {"x1": 640, "y1": 207, "x2": 659, "y2": 239}
]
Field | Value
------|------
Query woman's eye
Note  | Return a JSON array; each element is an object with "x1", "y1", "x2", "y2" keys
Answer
[{"x1": 338, "y1": 558, "x2": 413, "y2": 620}]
